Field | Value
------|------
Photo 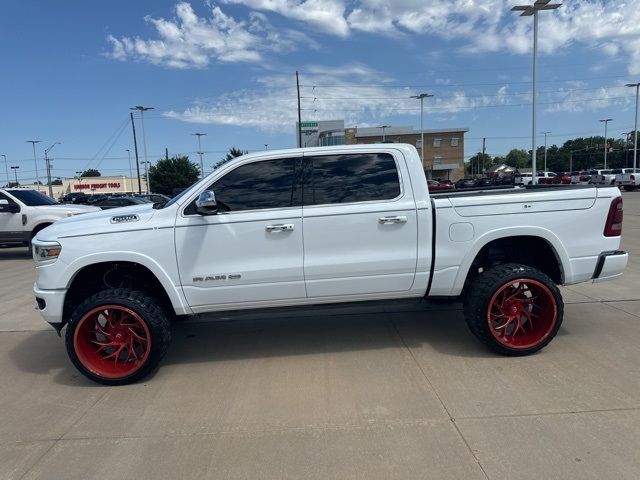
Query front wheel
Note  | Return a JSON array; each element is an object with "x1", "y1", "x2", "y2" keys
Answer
[
  {"x1": 463, "y1": 263, "x2": 563, "y2": 356},
  {"x1": 65, "y1": 289, "x2": 171, "y2": 385},
  {"x1": 624, "y1": 185, "x2": 635, "y2": 192}
]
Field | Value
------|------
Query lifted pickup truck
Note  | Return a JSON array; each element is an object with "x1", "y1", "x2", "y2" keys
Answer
[
  {"x1": 32, "y1": 144, "x2": 628, "y2": 384},
  {"x1": 0, "y1": 188, "x2": 99, "y2": 249}
]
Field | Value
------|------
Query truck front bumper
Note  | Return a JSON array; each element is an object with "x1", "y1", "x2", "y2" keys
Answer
[
  {"x1": 33, "y1": 283, "x2": 66, "y2": 332},
  {"x1": 592, "y1": 250, "x2": 628, "y2": 283}
]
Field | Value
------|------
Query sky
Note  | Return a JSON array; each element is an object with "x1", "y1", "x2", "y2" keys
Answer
[{"x1": 2, "y1": 0, "x2": 640, "y2": 184}]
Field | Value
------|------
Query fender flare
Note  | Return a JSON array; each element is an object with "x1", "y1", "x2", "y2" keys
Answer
[
  {"x1": 452, "y1": 226, "x2": 571, "y2": 294},
  {"x1": 62, "y1": 251, "x2": 192, "y2": 316}
]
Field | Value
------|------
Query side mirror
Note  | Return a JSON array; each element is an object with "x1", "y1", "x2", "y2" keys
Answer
[
  {"x1": 0, "y1": 199, "x2": 19, "y2": 214},
  {"x1": 195, "y1": 190, "x2": 218, "y2": 215}
]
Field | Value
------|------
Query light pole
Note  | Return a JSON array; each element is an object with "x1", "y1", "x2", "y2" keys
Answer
[
  {"x1": 599, "y1": 119, "x2": 612, "y2": 169},
  {"x1": 10, "y1": 166, "x2": 19, "y2": 186},
  {"x1": 411, "y1": 93, "x2": 434, "y2": 169},
  {"x1": 130, "y1": 106, "x2": 154, "y2": 193},
  {"x1": 26, "y1": 140, "x2": 42, "y2": 189},
  {"x1": 192, "y1": 133, "x2": 207, "y2": 179},
  {"x1": 378, "y1": 125, "x2": 391, "y2": 142},
  {"x1": 125, "y1": 149, "x2": 133, "y2": 183},
  {"x1": 141, "y1": 161, "x2": 150, "y2": 192},
  {"x1": 44, "y1": 142, "x2": 60, "y2": 198},
  {"x1": 265, "y1": 144, "x2": 269, "y2": 150},
  {"x1": 1, "y1": 155, "x2": 8, "y2": 188},
  {"x1": 512, "y1": 0, "x2": 562, "y2": 184},
  {"x1": 626, "y1": 83, "x2": 640, "y2": 170},
  {"x1": 541, "y1": 131, "x2": 551, "y2": 172}
]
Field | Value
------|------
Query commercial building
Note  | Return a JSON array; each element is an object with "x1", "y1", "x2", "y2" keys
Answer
[
  {"x1": 17, "y1": 176, "x2": 148, "y2": 199},
  {"x1": 345, "y1": 126, "x2": 468, "y2": 180},
  {"x1": 295, "y1": 120, "x2": 468, "y2": 180}
]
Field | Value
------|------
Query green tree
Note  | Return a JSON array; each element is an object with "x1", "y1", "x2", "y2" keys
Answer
[
  {"x1": 466, "y1": 152, "x2": 493, "y2": 175},
  {"x1": 80, "y1": 169, "x2": 101, "y2": 177},
  {"x1": 49, "y1": 178, "x2": 63, "y2": 186},
  {"x1": 213, "y1": 147, "x2": 247, "y2": 169},
  {"x1": 505, "y1": 149, "x2": 531, "y2": 169},
  {"x1": 149, "y1": 155, "x2": 199, "y2": 195}
]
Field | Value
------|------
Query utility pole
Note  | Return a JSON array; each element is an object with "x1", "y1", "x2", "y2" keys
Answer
[
  {"x1": 130, "y1": 105, "x2": 154, "y2": 193},
  {"x1": 11, "y1": 166, "x2": 19, "y2": 186},
  {"x1": 130, "y1": 112, "x2": 142, "y2": 194},
  {"x1": 482, "y1": 137, "x2": 486, "y2": 174},
  {"x1": 26, "y1": 140, "x2": 42, "y2": 190},
  {"x1": 569, "y1": 150, "x2": 573, "y2": 172},
  {"x1": 44, "y1": 142, "x2": 60, "y2": 197},
  {"x1": 296, "y1": 71, "x2": 302, "y2": 148},
  {"x1": 1, "y1": 155, "x2": 8, "y2": 188},
  {"x1": 541, "y1": 131, "x2": 551, "y2": 172},
  {"x1": 192, "y1": 133, "x2": 207, "y2": 179},
  {"x1": 410, "y1": 93, "x2": 434, "y2": 169},
  {"x1": 165, "y1": 147, "x2": 169, "y2": 161},
  {"x1": 600, "y1": 118, "x2": 612, "y2": 169},
  {"x1": 512, "y1": 1, "x2": 562, "y2": 184}
]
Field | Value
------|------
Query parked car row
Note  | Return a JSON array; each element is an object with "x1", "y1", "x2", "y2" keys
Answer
[{"x1": 60, "y1": 192, "x2": 171, "y2": 208}]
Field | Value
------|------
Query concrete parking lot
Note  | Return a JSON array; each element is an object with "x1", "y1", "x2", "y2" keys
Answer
[{"x1": 1, "y1": 193, "x2": 639, "y2": 480}]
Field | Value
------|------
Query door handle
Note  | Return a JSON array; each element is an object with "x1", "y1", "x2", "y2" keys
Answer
[
  {"x1": 266, "y1": 223, "x2": 294, "y2": 232},
  {"x1": 378, "y1": 216, "x2": 407, "y2": 224}
]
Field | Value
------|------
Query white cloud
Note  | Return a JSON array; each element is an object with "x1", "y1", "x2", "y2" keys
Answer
[
  {"x1": 163, "y1": 65, "x2": 506, "y2": 132},
  {"x1": 106, "y1": 2, "x2": 311, "y2": 68},
  {"x1": 223, "y1": 0, "x2": 640, "y2": 74},
  {"x1": 222, "y1": 0, "x2": 349, "y2": 37}
]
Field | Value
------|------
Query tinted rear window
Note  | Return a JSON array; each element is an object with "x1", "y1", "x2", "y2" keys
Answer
[{"x1": 305, "y1": 153, "x2": 401, "y2": 205}]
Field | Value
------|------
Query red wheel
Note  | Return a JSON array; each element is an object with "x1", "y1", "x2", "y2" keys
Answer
[
  {"x1": 73, "y1": 305, "x2": 152, "y2": 379},
  {"x1": 487, "y1": 279, "x2": 557, "y2": 350},
  {"x1": 463, "y1": 263, "x2": 563, "y2": 356},
  {"x1": 66, "y1": 289, "x2": 171, "y2": 385}
]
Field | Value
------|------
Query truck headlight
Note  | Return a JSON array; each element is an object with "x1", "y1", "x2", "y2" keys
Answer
[{"x1": 33, "y1": 243, "x2": 62, "y2": 263}]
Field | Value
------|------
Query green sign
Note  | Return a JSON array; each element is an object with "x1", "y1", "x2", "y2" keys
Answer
[{"x1": 300, "y1": 121, "x2": 318, "y2": 129}]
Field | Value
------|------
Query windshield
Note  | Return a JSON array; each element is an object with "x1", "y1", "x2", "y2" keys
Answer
[{"x1": 8, "y1": 189, "x2": 58, "y2": 206}]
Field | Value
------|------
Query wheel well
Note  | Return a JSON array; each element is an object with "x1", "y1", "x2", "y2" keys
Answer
[
  {"x1": 464, "y1": 236, "x2": 563, "y2": 294},
  {"x1": 31, "y1": 223, "x2": 52, "y2": 239},
  {"x1": 63, "y1": 262, "x2": 174, "y2": 323}
]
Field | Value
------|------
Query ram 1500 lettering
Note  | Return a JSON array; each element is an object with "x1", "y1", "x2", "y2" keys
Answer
[{"x1": 32, "y1": 144, "x2": 628, "y2": 384}]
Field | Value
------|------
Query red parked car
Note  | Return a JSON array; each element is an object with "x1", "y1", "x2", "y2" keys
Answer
[
  {"x1": 541, "y1": 172, "x2": 571, "y2": 184},
  {"x1": 427, "y1": 180, "x2": 455, "y2": 191}
]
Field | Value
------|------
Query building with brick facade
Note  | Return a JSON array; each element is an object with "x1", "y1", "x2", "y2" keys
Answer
[{"x1": 345, "y1": 126, "x2": 469, "y2": 181}]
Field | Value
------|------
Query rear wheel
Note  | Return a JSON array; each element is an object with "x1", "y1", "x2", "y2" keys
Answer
[
  {"x1": 463, "y1": 263, "x2": 563, "y2": 356},
  {"x1": 65, "y1": 289, "x2": 171, "y2": 385},
  {"x1": 624, "y1": 185, "x2": 635, "y2": 192}
]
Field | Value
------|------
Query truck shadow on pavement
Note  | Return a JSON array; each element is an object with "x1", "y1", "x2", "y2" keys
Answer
[{"x1": 9, "y1": 302, "x2": 499, "y2": 387}]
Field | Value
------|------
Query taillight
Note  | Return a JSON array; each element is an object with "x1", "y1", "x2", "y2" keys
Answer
[
  {"x1": 631, "y1": 175, "x2": 636, "y2": 181},
  {"x1": 604, "y1": 197, "x2": 623, "y2": 237}
]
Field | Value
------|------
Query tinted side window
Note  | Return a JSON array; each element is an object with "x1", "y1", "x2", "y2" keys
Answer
[
  {"x1": 305, "y1": 153, "x2": 401, "y2": 205},
  {"x1": 185, "y1": 157, "x2": 300, "y2": 214}
]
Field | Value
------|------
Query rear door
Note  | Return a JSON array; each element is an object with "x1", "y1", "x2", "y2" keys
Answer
[{"x1": 301, "y1": 150, "x2": 418, "y2": 298}]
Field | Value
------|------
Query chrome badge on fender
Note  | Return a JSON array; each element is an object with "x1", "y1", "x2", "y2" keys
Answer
[{"x1": 110, "y1": 214, "x2": 140, "y2": 224}]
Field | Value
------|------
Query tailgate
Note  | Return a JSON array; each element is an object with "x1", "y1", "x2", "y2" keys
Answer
[{"x1": 449, "y1": 188, "x2": 597, "y2": 217}]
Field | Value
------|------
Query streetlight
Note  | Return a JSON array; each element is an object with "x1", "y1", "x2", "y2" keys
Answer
[
  {"x1": 10, "y1": 166, "x2": 19, "y2": 186},
  {"x1": 192, "y1": 133, "x2": 207, "y2": 179},
  {"x1": 265, "y1": 144, "x2": 269, "y2": 150},
  {"x1": 44, "y1": 142, "x2": 60, "y2": 197},
  {"x1": 125, "y1": 149, "x2": 133, "y2": 182},
  {"x1": 626, "y1": 83, "x2": 640, "y2": 170},
  {"x1": 141, "y1": 161, "x2": 151, "y2": 192},
  {"x1": 378, "y1": 125, "x2": 391, "y2": 142},
  {"x1": 511, "y1": 0, "x2": 562, "y2": 184},
  {"x1": 26, "y1": 140, "x2": 42, "y2": 189},
  {"x1": 541, "y1": 131, "x2": 551, "y2": 172},
  {"x1": 410, "y1": 93, "x2": 434, "y2": 168},
  {"x1": 130, "y1": 106, "x2": 154, "y2": 193},
  {"x1": 1, "y1": 155, "x2": 8, "y2": 188},
  {"x1": 599, "y1": 119, "x2": 612, "y2": 169}
]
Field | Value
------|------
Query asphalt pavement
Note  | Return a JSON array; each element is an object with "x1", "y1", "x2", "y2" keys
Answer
[{"x1": 1, "y1": 192, "x2": 639, "y2": 480}]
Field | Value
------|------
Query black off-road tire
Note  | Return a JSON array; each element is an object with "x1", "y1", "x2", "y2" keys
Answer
[
  {"x1": 65, "y1": 289, "x2": 171, "y2": 385},
  {"x1": 463, "y1": 263, "x2": 563, "y2": 356}
]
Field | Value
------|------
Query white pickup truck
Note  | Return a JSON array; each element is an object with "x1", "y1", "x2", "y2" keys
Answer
[
  {"x1": 618, "y1": 168, "x2": 640, "y2": 191},
  {"x1": 31, "y1": 144, "x2": 629, "y2": 385},
  {"x1": 0, "y1": 188, "x2": 99, "y2": 249}
]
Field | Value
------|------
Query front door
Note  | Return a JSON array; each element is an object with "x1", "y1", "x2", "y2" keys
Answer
[
  {"x1": 0, "y1": 192, "x2": 23, "y2": 243},
  {"x1": 302, "y1": 150, "x2": 418, "y2": 298},
  {"x1": 175, "y1": 156, "x2": 305, "y2": 311}
]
